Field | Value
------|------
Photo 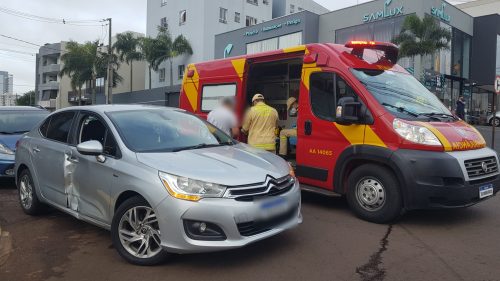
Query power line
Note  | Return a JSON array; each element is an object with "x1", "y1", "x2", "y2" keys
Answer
[
  {"x1": 0, "y1": 48, "x2": 35, "y2": 55},
  {"x1": 0, "y1": 6, "x2": 105, "y2": 26}
]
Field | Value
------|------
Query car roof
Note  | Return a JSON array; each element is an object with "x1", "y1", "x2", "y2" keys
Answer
[
  {"x1": 54, "y1": 104, "x2": 183, "y2": 114},
  {"x1": 0, "y1": 106, "x2": 48, "y2": 111}
]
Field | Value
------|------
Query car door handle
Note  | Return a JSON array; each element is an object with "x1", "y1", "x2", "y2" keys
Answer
[
  {"x1": 65, "y1": 151, "x2": 79, "y2": 163},
  {"x1": 32, "y1": 147, "x2": 40, "y2": 153}
]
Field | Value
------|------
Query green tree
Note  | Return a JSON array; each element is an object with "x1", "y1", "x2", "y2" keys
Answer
[
  {"x1": 16, "y1": 90, "x2": 35, "y2": 106},
  {"x1": 140, "y1": 36, "x2": 159, "y2": 89},
  {"x1": 113, "y1": 32, "x2": 143, "y2": 92},
  {"x1": 152, "y1": 27, "x2": 193, "y2": 87},
  {"x1": 60, "y1": 41, "x2": 122, "y2": 105},
  {"x1": 392, "y1": 15, "x2": 452, "y2": 60}
]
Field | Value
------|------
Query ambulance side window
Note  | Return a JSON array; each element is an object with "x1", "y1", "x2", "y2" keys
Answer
[
  {"x1": 310, "y1": 72, "x2": 335, "y2": 121},
  {"x1": 310, "y1": 72, "x2": 363, "y2": 122}
]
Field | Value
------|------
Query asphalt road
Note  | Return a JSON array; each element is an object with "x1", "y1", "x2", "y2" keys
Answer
[
  {"x1": 1, "y1": 176, "x2": 500, "y2": 281},
  {"x1": 1, "y1": 126, "x2": 500, "y2": 281}
]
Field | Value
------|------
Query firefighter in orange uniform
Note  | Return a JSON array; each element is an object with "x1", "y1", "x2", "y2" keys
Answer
[{"x1": 242, "y1": 94, "x2": 278, "y2": 152}]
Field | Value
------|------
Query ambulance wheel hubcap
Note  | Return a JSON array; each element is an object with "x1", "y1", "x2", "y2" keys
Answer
[{"x1": 356, "y1": 178, "x2": 386, "y2": 212}]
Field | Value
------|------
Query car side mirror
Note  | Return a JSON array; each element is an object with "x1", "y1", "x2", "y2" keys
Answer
[
  {"x1": 336, "y1": 97, "x2": 363, "y2": 125},
  {"x1": 77, "y1": 140, "x2": 103, "y2": 156}
]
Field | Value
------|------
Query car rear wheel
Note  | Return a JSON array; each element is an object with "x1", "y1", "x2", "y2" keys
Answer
[
  {"x1": 490, "y1": 118, "x2": 500, "y2": 127},
  {"x1": 346, "y1": 164, "x2": 403, "y2": 224},
  {"x1": 111, "y1": 196, "x2": 169, "y2": 265},
  {"x1": 17, "y1": 169, "x2": 45, "y2": 215}
]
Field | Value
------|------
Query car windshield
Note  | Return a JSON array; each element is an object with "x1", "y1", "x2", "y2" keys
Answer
[
  {"x1": 107, "y1": 109, "x2": 234, "y2": 153},
  {"x1": 0, "y1": 110, "x2": 49, "y2": 134},
  {"x1": 351, "y1": 69, "x2": 454, "y2": 121}
]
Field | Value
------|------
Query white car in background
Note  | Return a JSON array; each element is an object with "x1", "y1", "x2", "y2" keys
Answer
[{"x1": 487, "y1": 112, "x2": 500, "y2": 127}]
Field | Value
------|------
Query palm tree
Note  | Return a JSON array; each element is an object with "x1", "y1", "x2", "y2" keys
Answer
[
  {"x1": 152, "y1": 27, "x2": 193, "y2": 87},
  {"x1": 60, "y1": 41, "x2": 122, "y2": 105},
  {"x1": 113, "y1": 32, "x2": 143, "y2": 92},
  {"x1": 140, "y1": 36, "x2": 158, "y2": 89},
  {"x1": 59, "y1": 41, "x2": 90, "y2": 106},
  {"x1": 392, "y1": 15, "x2": 452, "y2": 60}
]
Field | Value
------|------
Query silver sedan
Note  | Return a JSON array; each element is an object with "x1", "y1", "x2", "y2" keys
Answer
[{"x1": 15, "y1": 105, "x2": 302, "y2": 265}]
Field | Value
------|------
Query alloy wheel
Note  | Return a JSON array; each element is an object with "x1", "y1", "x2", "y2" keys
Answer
[
  {"x1": 355, "y1": 177, "x2": 386, "y2": 212},
  {"x1": 19, "y1": 174, "x2": 33, "y2": 210},
  {"x1": 118, "y1": 206, "x2": 162, "y2": 259}
]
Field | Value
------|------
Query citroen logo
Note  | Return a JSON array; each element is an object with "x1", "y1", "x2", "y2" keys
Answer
[{"x1": 481, "y1": 162, "x2": 488, "y2": 173}]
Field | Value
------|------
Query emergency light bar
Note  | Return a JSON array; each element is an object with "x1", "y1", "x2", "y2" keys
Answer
[{"x1": 345, "y1": 41, "x2": 399, "y2": 64}]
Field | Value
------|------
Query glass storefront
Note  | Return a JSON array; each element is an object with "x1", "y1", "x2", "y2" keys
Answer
[
  {"x1": 335, "y1": 15, "x2": 407, "y2": 44},
  {"x1": 246, "y1": 32, "x2": 302, "y2": 54}
]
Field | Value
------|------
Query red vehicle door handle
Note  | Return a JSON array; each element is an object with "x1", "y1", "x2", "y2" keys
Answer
[{"x1": 305, "y1": 120, "x2": 312, "y2": 135}]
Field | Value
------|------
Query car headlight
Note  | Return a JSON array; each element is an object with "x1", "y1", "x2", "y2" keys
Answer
[
  {"x1": 0, "y1": 143, "x2": 14, "y2": 155},
  {"x1": 393, "y1": 118, "x2": 442, "y2": 146},
  {"x1": 159, "y1": 172, "x2": 227, "y2": 202}
]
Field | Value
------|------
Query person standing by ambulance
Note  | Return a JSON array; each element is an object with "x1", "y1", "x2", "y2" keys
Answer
[
  {"x1": 207, "y1": 97, "x2": 239, "y2": 138},
  {"x1": 242, "y1": 93, "x2": 278, "y2": 152},
  {"x1": 279, "y1": 97, "x2": 299, "y2": 158}
]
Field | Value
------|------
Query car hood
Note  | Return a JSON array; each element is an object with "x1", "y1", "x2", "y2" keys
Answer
[
  {"x1": 427, "y1": 121, "x2": 486, "y2": 151},
  {"x1": 136, "y1": 143, "x2": 290, "y2": 186},
  {"x1": 0, "y1": 134, "x2": 23, "y2": 151}
]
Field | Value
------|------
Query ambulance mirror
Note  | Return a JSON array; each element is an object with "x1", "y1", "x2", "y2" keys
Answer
[{"x1": 336, "y1": 97, "x2": 362, "y2": 125}]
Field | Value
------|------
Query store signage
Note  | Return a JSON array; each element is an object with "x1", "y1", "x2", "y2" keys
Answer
[
  {"x1": 244, "y1": 18, "x2": 301, "y2": 36},
  {"x1": 362, "y1": 0, "x2": 404, "y2": 23},
  {"x1": 431, "y1": 2, "x2": 451, "y2": 22},
  {"x1": 223, "y1": 43, "x2": 233, "y2": 58}
]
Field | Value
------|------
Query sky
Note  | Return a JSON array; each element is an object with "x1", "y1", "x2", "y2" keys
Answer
[{"x1": 0, "y1": 0, "x2": 463, "y2": 95}]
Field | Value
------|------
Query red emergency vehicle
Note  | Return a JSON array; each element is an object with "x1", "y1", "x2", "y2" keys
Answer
[{"x1": 179, "y1": 41, "x2": 499, "y2": 223}]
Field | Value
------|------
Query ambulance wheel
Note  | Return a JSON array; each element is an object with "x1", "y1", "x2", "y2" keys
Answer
[{"x1": 347, "y1": 164, "x2": 403, "y2": 224}]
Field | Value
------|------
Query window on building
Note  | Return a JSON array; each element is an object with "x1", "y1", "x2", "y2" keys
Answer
[
  {"x1": 219, "y1": 7, "x2": 228, "y2": 23},
  {"x1": 159, "y1": 68, "x2": 166, "y2": 82},
  {"x1": 279, "y1": 32, "x2": 302, "y2": 49},
  {"x1": 179, "y1": 10, "x2": 187, "y2": 25},
  {"x1": 178, "y1": 65, "x2": 185, "y2": 80},
  {"x1": 201, "y1": 84, "x2": 237, "y2": 111},
  {"x1": 246, "y1": 16, "x2": 257, "y2": 27},
  {"x1": 161, "y1": 0, "x2": 167, "y2": 6},
  {"x1": 235, "y1": 12, "x2": 241, "y2": 23},
  {"x1": 298, "y1": 7, "x2": 303, "y2": 11},
  {"x1": 246, "y1": 0, "x2": 258, "y2": 6},
  {"x1": 290, "y1": 4, "x2": 295, "y2": 13},
  {"x1": 263, "y1": 0, "x2": 269, "y2": 5},
  {"x1": 160, "y1": 17, "x2": 168, "y2": 28}
]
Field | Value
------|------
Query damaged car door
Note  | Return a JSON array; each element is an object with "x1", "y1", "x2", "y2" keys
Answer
[
  {"x1": 32, "y1": 111, "x2": 77, "y2": 208},
  {"x1": 69, "y1": 112, "x2": 118, "y2": 224}
]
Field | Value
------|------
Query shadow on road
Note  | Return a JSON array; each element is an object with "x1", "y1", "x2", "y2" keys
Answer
[{"x1": 0, "y1": 178, "x2": 15, "y2": 189}]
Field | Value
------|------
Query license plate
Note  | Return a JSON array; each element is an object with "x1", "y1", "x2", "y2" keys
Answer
[
  {"x1": 257, "y1": 197, "x2": 289, "y2": 221},
  {"x1": 479, "y1": 184, "x2": 494, "y2": 199}
]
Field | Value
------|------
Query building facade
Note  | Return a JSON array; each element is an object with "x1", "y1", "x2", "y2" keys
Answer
[
  {"x1": 272, "y1": 0, "x2": 328, "y2": 18},
  {"x1": 146, "y1": 0, "x2": 329, "y2": 89},
  {"x1": 0, "y1": 71, "x2": 13, "y2": 95},
  {"x1": 36, "y1": 33, "x2": 147, "y2": 110},
  {"x1": 215, "y1": 0, "x2": 498, "y2": 123}
]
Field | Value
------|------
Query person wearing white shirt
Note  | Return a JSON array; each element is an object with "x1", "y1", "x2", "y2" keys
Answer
[{"x1": 207, "y1": 97, "x2": 239, "y2": 138}]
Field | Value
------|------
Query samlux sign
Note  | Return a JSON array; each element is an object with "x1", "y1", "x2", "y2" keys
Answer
[{"x1": 363, "y1": 0, "x2": 404, "y2": 23}]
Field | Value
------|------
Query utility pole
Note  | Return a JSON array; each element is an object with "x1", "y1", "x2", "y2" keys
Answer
[{"x1": 106, "y1": 18, "x2": 113, "y2": 104}]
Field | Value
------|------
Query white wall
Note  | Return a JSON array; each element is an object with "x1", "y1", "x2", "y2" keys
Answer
[{"x1": 457, "y1": 0, "x2": 500, "y2": 17}]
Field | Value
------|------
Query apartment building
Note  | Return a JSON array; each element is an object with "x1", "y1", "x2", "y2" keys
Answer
[
  {"x1": 35, "y1": 33, "x2": 146, "y2": 110},
  {"x1": 0, "y1": 71, "x2": 13, "y2": 95},
  {"x1": 272, "y1": 0, "x2": 329, "y2": 18},
  {"x1": 146, "y1": 0, "x2": 328, "y2": 89}
]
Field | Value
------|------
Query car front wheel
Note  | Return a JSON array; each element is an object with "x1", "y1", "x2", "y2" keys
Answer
[
  {"x1": 346, "y1": 164, "x2": 403, "y2": 224},
  {"x1": 17, "y1": 169, "x2": 45, "y2": 215},
  {"x1": 111, "y1": 196, "x2": 169, "y2": 265}
]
